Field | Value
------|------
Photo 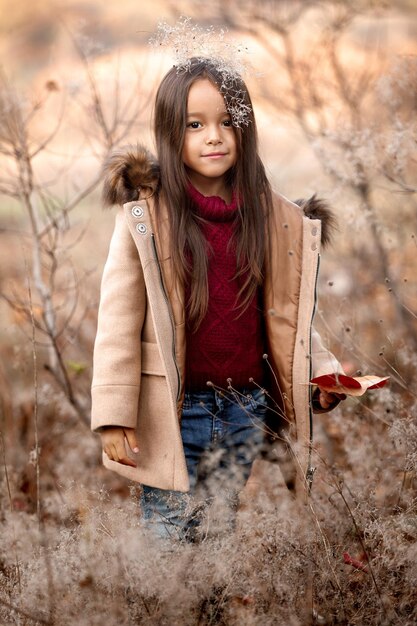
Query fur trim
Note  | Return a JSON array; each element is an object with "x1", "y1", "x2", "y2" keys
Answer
[
  {"x1": 293, "y1": 194, "x2": 337, "y2": 248},
  {"x1": 102, "y1": 145, "x2": 160, "y2": 207}
]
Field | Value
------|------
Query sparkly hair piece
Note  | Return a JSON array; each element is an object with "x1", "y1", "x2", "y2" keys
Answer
[{"x1": 149, "y1": 17, "x2": 253, "y2": 127}]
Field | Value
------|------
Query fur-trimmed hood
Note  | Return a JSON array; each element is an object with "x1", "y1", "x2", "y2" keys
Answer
[
  {"x1": 102, "y1": 145, "x2": 160, "y2": 207},
  {"x1": 102, "y1": 144, "x2": 336, "y2": 247}
]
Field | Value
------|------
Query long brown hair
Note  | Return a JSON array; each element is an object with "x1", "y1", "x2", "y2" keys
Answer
[{"x1": 153, "y1": 57, "x2": 273, "y2": 328}]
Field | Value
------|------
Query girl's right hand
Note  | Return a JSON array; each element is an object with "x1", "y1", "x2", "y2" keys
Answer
[{"x1": 99, "y1": 427, "x2": 139, "y2": 467}]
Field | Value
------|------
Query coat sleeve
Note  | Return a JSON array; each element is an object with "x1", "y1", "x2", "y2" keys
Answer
[
  {"x1": 311, "y1": 326, "x2": 345, "y2": 414},
  {"x1": 90, "y1": 209, "x2": 146, "y2": 432},
  {"x1": 311, "y1": 327, "x2": 345, "y2": 378}
]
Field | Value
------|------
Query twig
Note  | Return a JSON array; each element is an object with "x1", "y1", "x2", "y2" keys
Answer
[
  {"x1": 25, "y1": 258, "x2": 57, "y2": 624},
  {"x1": 335, "y1": 484, "x2": 388, "y2": 613},
  {"x1": 25, "y1": 258, "x2": 41, "y2": 529}
]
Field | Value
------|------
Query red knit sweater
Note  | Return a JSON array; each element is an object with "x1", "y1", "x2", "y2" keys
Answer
[{"x1": 185, "y1": 185, "x2": 265, "y2": 391}]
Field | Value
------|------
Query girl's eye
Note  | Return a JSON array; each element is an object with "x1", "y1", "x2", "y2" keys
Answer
[
  {"x1": 187, "y1": 121, "x2": 201, "y2": 129},
  {"x1": 222, "y1": 119, "x2": 232, "y2": 127}
]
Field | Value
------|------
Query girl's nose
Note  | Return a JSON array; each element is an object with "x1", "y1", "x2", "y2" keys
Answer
[{"x1": 205, "y1": 126, "x2": 222, "y2": 144}]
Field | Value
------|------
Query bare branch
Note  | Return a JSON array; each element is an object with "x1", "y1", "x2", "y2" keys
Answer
[{"x1": 29, "y1": 95, "x2": 66, "y2": 159}]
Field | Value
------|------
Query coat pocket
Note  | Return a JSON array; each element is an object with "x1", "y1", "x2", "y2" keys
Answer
[{"x1": 141, "y1": 341, "x2": 165, "y2": 376}]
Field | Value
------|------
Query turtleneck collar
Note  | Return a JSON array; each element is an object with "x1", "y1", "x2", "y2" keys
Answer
[{"x1": 187, "y1": 183, "x2": 238, "y2": 223}]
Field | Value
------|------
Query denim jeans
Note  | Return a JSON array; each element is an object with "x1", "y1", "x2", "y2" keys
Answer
[{"x1": 140, "y1": 386, "x2": 268, "y2": 542}]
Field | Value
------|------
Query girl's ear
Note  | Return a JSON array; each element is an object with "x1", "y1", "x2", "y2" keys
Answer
[{"x1": 102, "y1": 145, "x2": 160, "y2": 206}]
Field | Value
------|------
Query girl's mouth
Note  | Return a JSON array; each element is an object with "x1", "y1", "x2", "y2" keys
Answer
[{"x1": 202, "y1": 153, "x2": 227, "y2": 159}]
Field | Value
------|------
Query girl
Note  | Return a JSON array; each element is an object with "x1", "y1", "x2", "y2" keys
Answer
[{"x1": 91, "y1": 57, "x2": 345, "y2": 541}]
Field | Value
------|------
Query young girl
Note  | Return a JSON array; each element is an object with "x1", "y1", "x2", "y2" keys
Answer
[{"x1": 91, "y1": 57, "x2": 345, "y2": 541}]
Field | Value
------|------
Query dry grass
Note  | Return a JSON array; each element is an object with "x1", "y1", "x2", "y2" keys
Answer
[{"x1": 0, "y1": 365, "x2": 416, "y2": 625}]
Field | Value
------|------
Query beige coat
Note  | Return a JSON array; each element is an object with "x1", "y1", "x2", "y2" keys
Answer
[{"x1": 91, "y1": 147, "x2": 343, "y2": 494}]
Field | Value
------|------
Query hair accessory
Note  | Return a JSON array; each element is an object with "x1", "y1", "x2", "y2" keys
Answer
[{"x1": 149, "y1": 17, "x2": 253, "y2": 127}]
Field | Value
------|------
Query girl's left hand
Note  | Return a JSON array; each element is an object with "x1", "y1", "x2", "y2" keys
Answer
[{"x1": 316, "y1": 388, "x2": 346, "y2": 410}]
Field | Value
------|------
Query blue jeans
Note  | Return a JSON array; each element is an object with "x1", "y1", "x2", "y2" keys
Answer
[{"x1": 140, "y1": 386, "x2": 268, "y2": 541}]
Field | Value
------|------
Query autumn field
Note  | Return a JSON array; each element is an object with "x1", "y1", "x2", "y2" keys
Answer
[{"x1": 0, "y1": 1, "x2": 417, "y2": 624}]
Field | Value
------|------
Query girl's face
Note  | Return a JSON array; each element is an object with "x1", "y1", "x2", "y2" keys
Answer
[{"x1": 182, "y1": 79, "x2": 237, "y2": 199}]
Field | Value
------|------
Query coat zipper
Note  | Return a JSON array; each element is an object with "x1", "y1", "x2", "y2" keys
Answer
[
  {"x1": 306, "y1": 252, "x2": 321, "y2": 492},
  {"x1": 150, "y1": 233, "x2": 181, "y2": 402}
]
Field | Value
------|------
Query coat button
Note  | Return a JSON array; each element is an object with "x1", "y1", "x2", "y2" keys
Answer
[
  {"x1": 136, "y1": 223, "x2": 147, "y2": 235},
  {"x1": 311, "y1": 226, "x2": 318, "y2": 236},
  {"x1": 132, "y1": 206, "x2": 144, "y2": 218}
]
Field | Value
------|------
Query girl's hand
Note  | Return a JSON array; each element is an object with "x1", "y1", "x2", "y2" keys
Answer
[
  {"x1": 316, "y1": 388, "x2": 346, "y2": 410},
  {"x1": 99, "y1": 427, "x2": 139, "y2": 467}
]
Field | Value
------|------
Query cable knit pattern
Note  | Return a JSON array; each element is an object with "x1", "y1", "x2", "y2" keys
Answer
[{"x1": 185, "y1": 185, "x2": 265, "y2": 391}]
